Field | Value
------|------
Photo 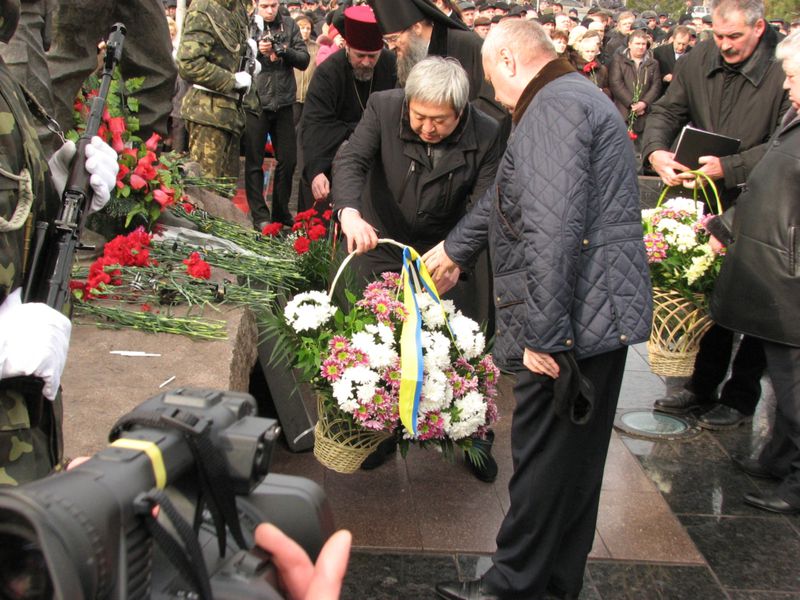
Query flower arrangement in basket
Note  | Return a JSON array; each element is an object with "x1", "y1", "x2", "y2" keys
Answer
[
  {"x1": 642, "y1": 172, "x2": 723, "y2": 376},
  {"x1": 280, "y1": 241, "x2": 500, "y2": 473}
]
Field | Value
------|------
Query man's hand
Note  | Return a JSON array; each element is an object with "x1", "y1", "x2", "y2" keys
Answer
[
  {"x1": 676, "y1": 155, "x2": 724, "y2": 189},
  {"x1": 254, "y1": 523, "x2": 351, "y2": 600},
  {"x1": 708, "y1": 235, "x2": 725, "y2": 254},
  {"x1": 648, "y1": 149, "x2": 691, "y2": 187},
  {"x1": 339, "y1": 208, "x2": 378, "y2": 254},
  {"x1": 523, "y1": 348, "x2": 560, "y2": 379},
  {"x1": 311, "y1": 173, "x2": 330, "y2": 202},
  {"x1": 422, "y1": 241, "x2": 461, "y2": 294},
  {"x1": 631, "y1": 101, "x2": 647, "y2": 116},
  {"x1": 663, "y1": 73, "x2": 673, "y2": 83},
  {"x1": 49, "y1": 136, "x2": 119, "y2": 214},
  {"x1": 0, "y1": 289, "x2": 72, "y2": 400}
]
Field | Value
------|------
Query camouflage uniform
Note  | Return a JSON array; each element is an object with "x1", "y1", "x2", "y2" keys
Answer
[
  {"x1": 177, "y1": 0, "x2": 252, "y2": 179},
  {"x1": 0, "y1": 56, "x2": 62, "y2": 486},
  {"x1": 47, "y1": 0, "x2": 177, "y2": 138}
]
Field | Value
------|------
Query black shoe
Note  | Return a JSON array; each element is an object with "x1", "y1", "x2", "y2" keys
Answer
[
  {"x1": 360, "y1": 438, "x2": 397, "y2": 470},
  {"x1": 743, "y1": 491, "x2": 800, "y2": 515},
  {"x1": 698, "y1": 404, "x2": 750, "y2": 430},
  {"x1": 653, "y1": 389, "x2": 713, "y2": 415},
  {"x1": 435, "y1": 578, "x2": 500, "y2": 600},
  {"x1": 466, "y1": 431, "x2": 498, "y2": 483},
  {"x1": 732, "y1": 454, "x2": 780, "y2": 480}
]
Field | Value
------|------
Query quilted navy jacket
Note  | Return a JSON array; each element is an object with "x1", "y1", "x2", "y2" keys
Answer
[{"x1": 444, "y1": 67, "x2": 652, "y2": 371}]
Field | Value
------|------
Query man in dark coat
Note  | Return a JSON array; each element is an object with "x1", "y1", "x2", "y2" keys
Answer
[
  {"x1": 299, "y1": 5, "x2": 396, "y2": 210},
  {"x1": 370, "y1": 0, "x2": 509, "y2": 139},
  {"x1": 706, "y1": 30, "x2": 800, "y2": 514},
  {"x1": 426, "y1": 19, "x2": 651, "y2": 599},
  {"x1": 652, "y1": 24, "x2": 692, "y2": 95},
  {"x1": 641, "y1": 0, "x2": 790, "y2": 430},
  {"x1": 244, "y1": 0, "x2": 309, "y2": 228}
]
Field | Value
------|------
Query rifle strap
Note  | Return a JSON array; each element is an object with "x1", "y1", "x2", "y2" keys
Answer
[
  {"x1": 0, "y1": 168, "x2": 32, "y2": 232},
  {"x1": 19, "y1": 84, "x2": 66, "y2": 146}
]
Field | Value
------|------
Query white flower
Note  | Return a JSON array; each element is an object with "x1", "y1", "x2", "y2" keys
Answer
[
  {"x1": 331, "y1": 365, "x2": 380, "y2": 413},
  {"x1": 445, "y1": 391, "x2": 487, "y2": 440},
  {"x1": 660, "y1": 221, "x2": 697, "y2": 253},
  {"x1": 420, "y1": 368, "x2": 453, "y2": 412},
  {"x1": 685, "y1": 244, "x2": 716, "y2": 285},
  {"x1": 418, "y1": 293, "x2": 447, "y2": 329},
  {"x1": 663, "y1": 197, "x2": 703, "y2": 219},
  {"x1": 422, "y1": 330, "x2": 452, "y2": 371},
  {"x1": 351, "y1": 326, "x2": 397, "y2": 370},
  {"x1": 284, "y1": 291, "x2": 336, "y2": 332},
  {"x1": 449, "y1": 313, "x2": 485, "y2": 359}
]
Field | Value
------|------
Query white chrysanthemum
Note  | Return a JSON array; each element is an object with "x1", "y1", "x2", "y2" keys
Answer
[
  {"x1": 685, "y1": 244, "x2": 716, "y2": 285},
  {"x1": 422, "y1": 330, "x2": 451, "y2": 371},
  {"x1": 662, "y1": 222, "x2": 697, "y2": 252},
  {"x1": 420, "y1": 368, "x2": 453, "y2": 412},
  {"x1": 641, "y1": 208, "x2": 657, "y2": 222},
  {"x1": 440, "y1": 299, "x2": 457, "y2": 317},
  {"x1": 331, "y1": 365, "x2": 379, "y2": 413},
  {"x1": 663, "y1": 197, "x2": 703, "y2": 218},
  {"x1": 367, "y1": 322, "x2": 395, "y2": 346},
  {"x1": 284, "y1": 291, "x2": 336, "y2": 332},
  {"x1": 446, "y1": 391, "x2": 486, "y2": 439},
  {"x1": 419, "y1": 293, "x2": 447, "y2": 329},
  {"x1": 449, "y1": 313, "x2": 485, "y2": 359},
  {"x1": 352, "y1": 328, "x2": 397, "y2": 370}
]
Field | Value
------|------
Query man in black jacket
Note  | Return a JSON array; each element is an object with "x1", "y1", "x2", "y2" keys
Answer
[
  {"x1": 244, "y1": 0, "x2": 309, "y2": 228},
  {"x1": 641, "y1": 0, "x2": 790, "y2": 430},
  {"x1": 652, "y1": 25, "x2": 692, "y2": 95}
]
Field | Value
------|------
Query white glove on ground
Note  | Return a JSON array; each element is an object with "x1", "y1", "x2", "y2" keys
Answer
[
  {"x1": 48, "y1": 136, "x2": 120, "y2": 214},
  {"x1": 0, "y1": 289, "x2": 72, "y2": 400},
  {"x1": 234, "y1": 71, "x2": 252, "y2": 91}
]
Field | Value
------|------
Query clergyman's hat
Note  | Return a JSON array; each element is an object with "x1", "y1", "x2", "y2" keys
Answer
[
  {"x1": 368, "y1": 0, "x2": 468, "y2": 34},
  {"x1": 343, "y1": 5, "x2": 384, "y2": 51}
]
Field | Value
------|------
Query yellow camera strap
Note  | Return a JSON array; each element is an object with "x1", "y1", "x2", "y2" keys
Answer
[{"x1": 111, "y1": 438, "x2": 167, "y2": 489}]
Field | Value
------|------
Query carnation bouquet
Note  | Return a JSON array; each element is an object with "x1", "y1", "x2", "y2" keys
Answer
[
  {"x1": 280, "y1": 244, "x2": 499, "y2": 473},
  {"x1": 643, "y1": 175, "x2": 723, "y2": 376}
]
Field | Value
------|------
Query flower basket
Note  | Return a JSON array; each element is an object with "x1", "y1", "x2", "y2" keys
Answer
[
  {"x1": 648, "y1": 288, "x2": 713, "y2": 376},
  {"x1": 313, "y1": 394, "x2": 392, "y2": 473}
]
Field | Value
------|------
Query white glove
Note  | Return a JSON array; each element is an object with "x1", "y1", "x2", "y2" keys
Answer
[
  {"x1": 234, "y1": 71, "x2": 252, "y2": 91},
  {"x1": 0, "y1": 289, "x2": 72, "y2": 400},
  {"x1": 247, "y1": 39, "x2": 263, "y2": 76},
  {"x1": 252, "y1": 14, "x2": 265, "y2": 34},
  {"x1": 48, "y1": 136, "x2": 120, "y2": 214}
]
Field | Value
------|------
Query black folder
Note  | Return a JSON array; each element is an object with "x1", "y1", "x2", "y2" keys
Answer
[{"x1": 673, "y1": 125, "x2": 741, "y2": 170}]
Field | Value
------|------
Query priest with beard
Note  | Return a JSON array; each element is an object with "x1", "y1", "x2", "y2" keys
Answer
[
  {"x1": 369, "y1": 0, "x2": 509, "y2": 141},
  {"x1": 298, "y1": 5, "x2": 396, "y2": 211}
]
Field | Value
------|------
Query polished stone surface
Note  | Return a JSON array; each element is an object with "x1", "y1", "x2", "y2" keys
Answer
[{"x1": 588, "y1": 563, "x2": 727, "y2": 600}]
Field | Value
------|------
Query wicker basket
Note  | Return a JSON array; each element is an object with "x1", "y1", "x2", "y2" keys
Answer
[
  {"x1": 647, "y1": 288, "x2": 713, "y2": 377},
  {"x1": 313, "y1": 394, "x2": 392, "y2": 474}
]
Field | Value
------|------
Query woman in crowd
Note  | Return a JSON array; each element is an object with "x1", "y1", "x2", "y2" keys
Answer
[
  {"x1": 568, "y1": 30, "x2": 610, "y2": 97},
  {"x1": 550, "y1": 29, "x2": 569, "y2": 58},
  {"x1": 609, "y1": 28, "x2": 661, "y2": 146},
  {"x1": 294, "y1": 13, "x2": 319, "y2": 125}
]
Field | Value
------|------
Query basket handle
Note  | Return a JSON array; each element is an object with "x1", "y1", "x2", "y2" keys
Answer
[
  {"x1": 327, "y1": 238, "x2": 410, "y2": 301},
  {"x1": 655, "y1": 169, "x2": 723, "y2": 215}
]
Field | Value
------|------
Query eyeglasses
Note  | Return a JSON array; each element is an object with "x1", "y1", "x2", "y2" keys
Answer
[{"x1": 382, "y1": 29, "x2": 407, "y2": 46}]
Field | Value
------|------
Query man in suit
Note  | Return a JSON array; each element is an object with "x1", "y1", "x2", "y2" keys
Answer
[{"x1": 653, "y1": 25, "x2": 692, "y2": 96}]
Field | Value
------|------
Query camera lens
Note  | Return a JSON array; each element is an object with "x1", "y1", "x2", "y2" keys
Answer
[{"x1": 0, "y1": 531, "x2": 53, "y2": 600}]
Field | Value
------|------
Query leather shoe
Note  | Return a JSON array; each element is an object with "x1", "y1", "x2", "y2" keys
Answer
[
  {"x1": 698, "y1": 404, "x2": 750, "y2": 430},
  {"x1": 732, "y1": 454, "x2": 779, "y2": 480},
  {"x1": 743, "y1": 491, "x2": 800, "y2": 515},
  {"x1": 653, "y1": 389, "x2": 713, "y2": 415},
  {"x1": 436, "y1": 578, "x2": 500, "y2": 600}
]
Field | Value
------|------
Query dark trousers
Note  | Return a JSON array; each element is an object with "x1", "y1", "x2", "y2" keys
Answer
[
  {"x1": 244, "y1": 104, "x2": 296, "y2": 225},
  {"x1": 757, "y1": 341, "x2": 800, "y2": 507},
  {"x1": 483, "y1": 347, "x2": 628, "y2": 599},
  {"x1": 687, "y1": 324, "x2": 766, "y2": 414}
]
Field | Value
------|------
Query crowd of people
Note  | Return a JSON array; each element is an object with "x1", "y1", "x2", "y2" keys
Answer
[{"x1": 0, "y1": 0, "x2": 797, "y2": 598}]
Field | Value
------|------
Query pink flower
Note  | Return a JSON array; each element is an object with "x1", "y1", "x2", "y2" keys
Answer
[{"x1": 145, "y1": 132, "x2": 161, "y2": 152}]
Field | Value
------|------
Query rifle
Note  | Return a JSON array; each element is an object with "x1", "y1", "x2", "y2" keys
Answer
[
  {"x1": 238, "y1": 15, "x2": 263, "y2": 108},
  {"x1": 23, "y1": 22, "x2": 126, "y2": 311}
]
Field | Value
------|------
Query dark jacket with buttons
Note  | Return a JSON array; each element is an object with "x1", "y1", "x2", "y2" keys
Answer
[
  {"x1": 254, "y1": 15, "x2": 309, "y2": 112},
  {"x1": 443, "y1": 60, "x2": 652, "y2": 371},
  {"x1": 708, "y1": 108, "x2": 800, "y2": 347},
  {"x1": 332, "y1": 88, "x2": 503, "y2": 255}
]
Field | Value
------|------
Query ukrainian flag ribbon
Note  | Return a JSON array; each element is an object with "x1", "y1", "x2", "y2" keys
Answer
[{"x1": 398, "y1": 245, "x2": 454, "y2": 436}]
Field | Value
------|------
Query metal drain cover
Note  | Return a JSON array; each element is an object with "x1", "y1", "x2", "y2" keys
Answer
[{"x1": 614, "y1": 410, "x2": 700, "y2": 440}]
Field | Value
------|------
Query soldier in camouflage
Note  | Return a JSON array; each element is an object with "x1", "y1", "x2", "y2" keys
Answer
[
  {"x1": 0, "y1": 0, "x2": 118, "y2": 486},
  {"x1": 178, "y1": 0, "x2": 256, "y2": 179}
]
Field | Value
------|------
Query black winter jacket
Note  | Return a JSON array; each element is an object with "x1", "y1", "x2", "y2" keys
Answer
[
  {"x1": 444, "y1": 61, "x2": 652, "y2": 370},
  {"x1": 708, "y1": 108, "x2": 800, "y2": 347},
  {"x1": 640, "y1": 27, "x2": 790, "y2": 205},
  {"x1": 254, "y1": 15, "x2": 309, "y2": 112},
  {"x1": 332, "y1": 88, "x2": 502, "y2": 254},
  {"x1": 608, "y1": 50, "x2": 662, "y2": 134}
]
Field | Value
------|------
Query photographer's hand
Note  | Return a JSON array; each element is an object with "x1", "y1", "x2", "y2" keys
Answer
[{"x1": 255, "y1": 523, "x2": 351, "y2": 600}]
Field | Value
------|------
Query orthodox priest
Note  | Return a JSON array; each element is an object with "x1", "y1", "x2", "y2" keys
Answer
[{"x1": 298, "y1": 5, "x2": 396, "y2": 209}]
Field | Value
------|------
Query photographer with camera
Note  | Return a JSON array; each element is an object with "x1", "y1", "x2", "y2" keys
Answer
[{"x1": 244, "y1": 0, "x2": 309, "y2": 230}]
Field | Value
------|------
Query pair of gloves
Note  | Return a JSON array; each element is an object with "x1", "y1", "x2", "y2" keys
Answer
[{"x1": 0, "y1": 136, "x2": 119, "y2": 400}]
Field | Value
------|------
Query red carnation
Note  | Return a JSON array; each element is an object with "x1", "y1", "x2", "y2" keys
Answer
[
  {"x1": 183, "y1": 252, "x2": 212, "y2": 279},
  {"x1": 308, "y1": 223, "x2": 327, "y2": 241},
  {"x1": 293, "y1": 237, "x2": 311, "y2": 255},
  {"x1": 262, "y1": 222, "x2": 283, "y2": 236}
]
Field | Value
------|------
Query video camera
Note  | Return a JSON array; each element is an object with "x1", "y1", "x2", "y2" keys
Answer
[
  {"x1": 0, "y1": 388, "x2": 334, "y2": 600},
  {"x1": 261, "y1": 29, "x2": 287, "y2": 57}
]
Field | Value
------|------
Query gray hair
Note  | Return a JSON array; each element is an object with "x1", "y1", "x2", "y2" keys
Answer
[
  {"x1": 711, "y1": 0, "x2": 764, "y2": 26},
  {"x1": 482, "y1": 19, "x2": 556, "y2": 66},
  {"x1": 404, "y1": 56, "x2": 470, "y2": 114},
  {"x1": 776, "y1": 29, "x2": 800, "y2": 67}
]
